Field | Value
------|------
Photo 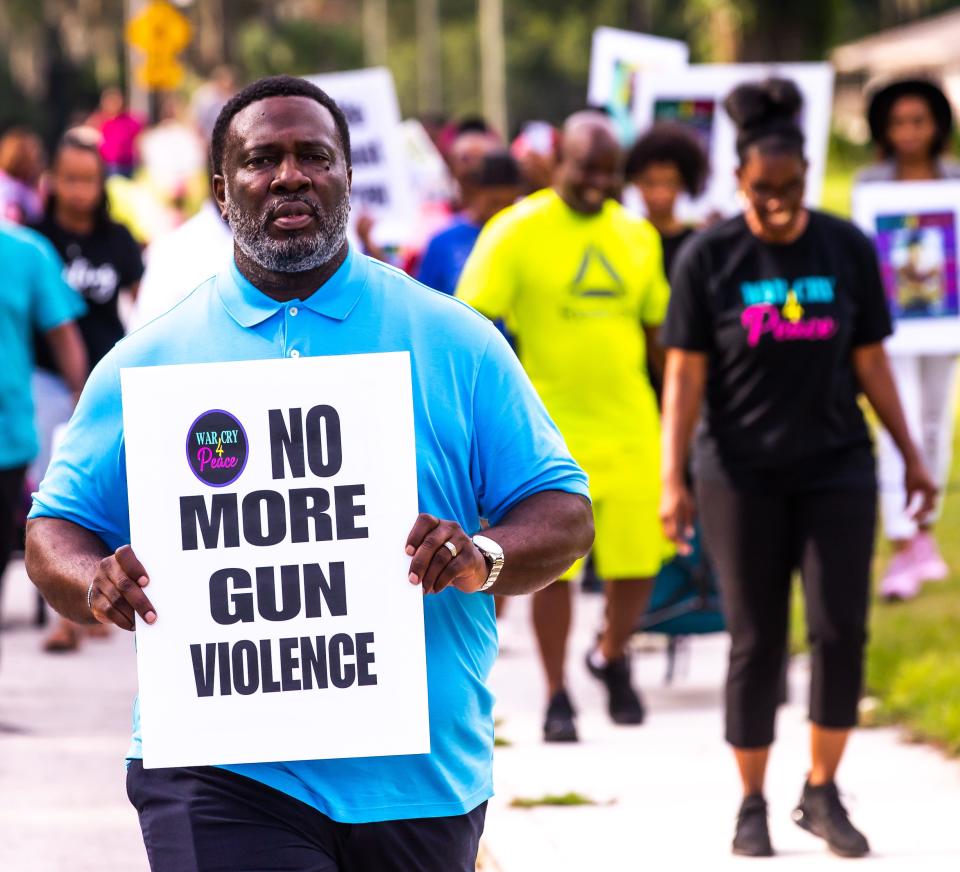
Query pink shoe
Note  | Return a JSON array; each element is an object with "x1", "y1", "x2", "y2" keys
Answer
[
  {"x1": 912, "y1": 532, "x2": 949, "y2": 583},
  {"x1": 879, "y1": 550, "x2": 921, "y2": 601}
]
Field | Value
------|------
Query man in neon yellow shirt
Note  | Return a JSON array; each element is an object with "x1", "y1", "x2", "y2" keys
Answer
[{"x1": 457, "y1": 112, "x2": 672, "y2": 742}]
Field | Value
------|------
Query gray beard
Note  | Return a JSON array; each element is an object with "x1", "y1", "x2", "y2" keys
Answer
[{"x1": 225, "y1": 186, "x2": 350, "y2": 273}]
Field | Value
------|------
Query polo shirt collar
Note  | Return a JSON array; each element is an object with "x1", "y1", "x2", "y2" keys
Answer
[{"x1": 217, "y1": 245, "x2": 368, "y2": 328}]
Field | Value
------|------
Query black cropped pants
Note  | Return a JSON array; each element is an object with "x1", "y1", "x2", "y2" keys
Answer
[{"x1": 697, "y1": 478, "x2": 876, "y2": 748}]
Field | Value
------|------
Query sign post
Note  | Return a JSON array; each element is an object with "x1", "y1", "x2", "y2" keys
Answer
[{"x1": 121, "y1": 352, "x2": 428, "y2": 769}]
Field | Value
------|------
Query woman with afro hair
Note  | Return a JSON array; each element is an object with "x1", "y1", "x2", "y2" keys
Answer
[{"x1": 625, "y1": 122, "x2": 708, "y2": 276}]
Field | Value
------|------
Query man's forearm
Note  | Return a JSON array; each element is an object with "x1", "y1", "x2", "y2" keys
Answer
[
  {"x1": 482, "y1": 490, "x2": 593, "y2": 596},
  {"x1": 25, "y1": 517, "x2": 110, "y2": 624}
]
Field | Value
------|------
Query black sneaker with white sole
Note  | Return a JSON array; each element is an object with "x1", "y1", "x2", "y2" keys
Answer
[
  {"x1": 792, "y1": 780, "x2": 870, "y2": 858},
  {"x1": 585, "y1": 649, "x2": 645, "y2": 725},
  {"x1": 543, "y1": 688, "x2": 578, "y2": 743},
  {"x1": 733, "y1": 794, "x2": 774, "y2": 857}
]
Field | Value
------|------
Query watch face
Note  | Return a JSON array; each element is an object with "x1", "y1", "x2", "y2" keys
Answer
[{"x1": 472, "y1": 534, "x2": 504, "y2": 560}]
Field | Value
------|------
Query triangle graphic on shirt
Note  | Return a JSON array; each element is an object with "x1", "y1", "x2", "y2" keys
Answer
[{"x1": 570, "y1": 245, "x2": 625, "y2": 299}]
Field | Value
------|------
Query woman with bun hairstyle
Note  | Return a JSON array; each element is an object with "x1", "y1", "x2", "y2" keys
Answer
[
  {"x1": 857, "y1": 78, "x2": 960, "y2": 601},
  {"x1": 659, "y1": 78, "x2": 937, "y2": 859}
]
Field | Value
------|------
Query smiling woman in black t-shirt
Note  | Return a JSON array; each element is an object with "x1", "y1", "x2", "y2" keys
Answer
[
  {"x1": 31, "y1": 128, "x2": 143, "y2": 654},
  {"x1": 32, "y1": 129, "x2": 143, "y2": 371},
  {"x1": 660, "y1": 79, "x2": 937, "y2": 860}
]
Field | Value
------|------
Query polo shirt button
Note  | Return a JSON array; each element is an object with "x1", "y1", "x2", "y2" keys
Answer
[
  {"x1": 289, "y1": 306, "x2": 299, "y2": 316},
  {"x1": 289, "y1": 349, "x2": 300, "y2": 358}
]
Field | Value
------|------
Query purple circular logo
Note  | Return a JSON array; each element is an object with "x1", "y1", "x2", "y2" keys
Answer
[{"x1": 186, "y1": 410, "x2": 248, "y2": 487}]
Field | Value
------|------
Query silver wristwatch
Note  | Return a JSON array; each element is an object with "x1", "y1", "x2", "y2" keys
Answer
[{"x1": 472, "y1": 534, "x2": 504, "y2": 593}]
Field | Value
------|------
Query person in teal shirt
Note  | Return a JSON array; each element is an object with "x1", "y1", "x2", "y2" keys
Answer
[
  {"x1": 26, "y1": 76, "x2": 592, "y2": 872},
  {"x1": 0, "y1": 223, "x2": 86, "y2": 637}
]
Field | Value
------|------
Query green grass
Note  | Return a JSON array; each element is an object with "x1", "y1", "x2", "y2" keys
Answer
[
  {"x1": 865, "y1": 487, "x2": 960, "y2": 754},
  {"x1": 509, "y1": 792, "x2": 604, "y2": 809},
  {"x1": 819, "y1": 132, "x2": 872, "y2": 219}
]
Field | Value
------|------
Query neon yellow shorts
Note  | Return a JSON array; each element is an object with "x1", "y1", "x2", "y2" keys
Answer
[{"x1": 560, "y1": 477, "x2": 673, "y2": 582}]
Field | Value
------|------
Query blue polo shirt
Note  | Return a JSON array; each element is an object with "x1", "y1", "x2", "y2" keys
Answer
[
  {"x1": 417, "y1": 215, "x2": 482, "y2": 295},
  {"x1": 0, "y1": 223, "x2": 85, "y2": 469},
  {"x1": 31, "y1": 246, "x2": 588, "y2": 824}
]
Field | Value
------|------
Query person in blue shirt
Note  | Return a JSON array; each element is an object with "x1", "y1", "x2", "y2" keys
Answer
[
  {"x1": 25, "y1": 76, "x2": 593, "y2": 872},
  {"x1": 0, "y1": 223, "x2": 86, "y2": 645},
  {"x1": 417, "y1": 150, "x2": 522, "y2": 295}
]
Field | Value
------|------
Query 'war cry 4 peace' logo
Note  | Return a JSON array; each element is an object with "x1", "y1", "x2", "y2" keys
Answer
[{"x1": 187, "y1": 410, "x2": 249, "y2": 487}]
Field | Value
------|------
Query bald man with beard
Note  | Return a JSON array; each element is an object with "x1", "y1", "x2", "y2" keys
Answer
[{"x1": 457, "y1": 112, "x2": 672, "y2": 742}]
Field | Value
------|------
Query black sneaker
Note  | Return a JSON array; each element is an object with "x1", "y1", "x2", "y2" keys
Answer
[
  {"x1": 543, "y1": 689, "x2": 578, "y2": 743},
  {"x1": 733, "y1": 794, "x2": 774, "y2": 857},
  {"x1": 585, "y1": 649, "x2": 645, "y2": 725},
  {"x1": 792, "y1": 780, "x2": 870, "y2": 858}
]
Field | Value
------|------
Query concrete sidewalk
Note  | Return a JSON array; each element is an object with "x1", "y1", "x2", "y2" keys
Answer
[
  {"x1": 485, "y1": 592, "x2": 960, "y2": 870},
  {"x1": 0, "y1": 561, "x2": 146, "y2": 872},
  {"x1": 1, "y1": 559, "x2": 959, "y2": 871}
]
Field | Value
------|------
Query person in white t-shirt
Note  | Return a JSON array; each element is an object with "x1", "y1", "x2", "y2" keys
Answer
[{"x1": 130, "y1": 198, "x2": 233, "y2": 329}]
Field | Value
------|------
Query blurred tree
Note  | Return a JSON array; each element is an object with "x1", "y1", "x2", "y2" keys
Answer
[
  {"x1": 235, "y1": 16, "x2": 363, "y2": 80},
  {"x1": 5, "y1": 0, "x2": 960, "y2": 144}
]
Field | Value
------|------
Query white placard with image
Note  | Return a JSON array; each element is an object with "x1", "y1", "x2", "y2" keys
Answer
[
  {"x1": 632, "y1": 63, "x2": 834, "y2": 222},
  {"x1": 121, "y1": 352, "x2": 428, "y2": 769},
  {"x1": 853, "y1": 180, "x2": 960, "y2": 355},
  {"x1": 587, "y1": 27, "x2": 689, "y2": 142}
]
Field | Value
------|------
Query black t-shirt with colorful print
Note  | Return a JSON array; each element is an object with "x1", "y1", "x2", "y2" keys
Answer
[
  {"x1": 31, "y1": 216, "x2": 143, "y2": 370},
  {"x1": 663, "y1": 210, "x2": 892, "y2": 490}
]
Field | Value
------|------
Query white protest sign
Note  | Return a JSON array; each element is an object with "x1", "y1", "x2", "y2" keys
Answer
[
  {"x1": 587, "y1": 27, "x2": 689, "y2": 142},
  {"x1": 121, "y1": 352, "x2": 428, "y2": 769},
  {"x1": 632, "y1": 63, "x2": 834, "y2": 222},
  {"x1": 307, "y1": 67, "x2": 415, "y2": 247},
  {"x1": 853, "y1": 180, "x2": 960, "y2": 355}
]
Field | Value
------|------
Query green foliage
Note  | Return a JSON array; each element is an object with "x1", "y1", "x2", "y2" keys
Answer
[
  {"x1": 9, "y1": 1, "x2": 960, "y2": 142},
  {"x1": 820, "y1": 131, "x2": 872, "y2": 217},
  {"x1": 236, "y1": 18, "x2": 363, "y2": 81}
]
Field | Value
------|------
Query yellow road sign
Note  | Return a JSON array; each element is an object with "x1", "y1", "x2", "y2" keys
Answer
[{"x1": 127, "y1": 1, "x2": 192, "y2": 90}]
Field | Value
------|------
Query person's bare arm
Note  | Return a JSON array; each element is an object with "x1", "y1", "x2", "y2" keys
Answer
[
  {"x1": 659, "y1": 349, "x2": 707, "y2": 554},
  {"x1": 26, "y1": 517, "x2": 156, "y2": 629},
  {"x1": 643, "y1": 324, "x2": 665, "y2": 385},
  {"x1": 45, "y1": 322, "x2": 88, "y2": 398},
  {"x1": 405, "y1": 490, "x2": 593, "y2": 597},
  {"x1": 853, "y1": 342, "x2": 937, "y2": 519}
]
